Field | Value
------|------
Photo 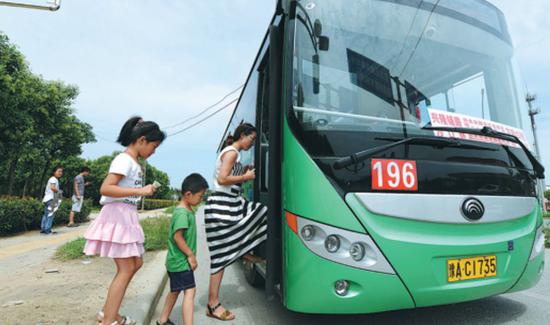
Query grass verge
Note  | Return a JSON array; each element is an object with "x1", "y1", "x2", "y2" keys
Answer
[
  {"x1": 55, "y1": 237, "x2": 88, "y2": 261},
  {"x1": 55, "y1": 216, "x2": 171, "y2": 260},
  {"x1": 141, "y1": 216, "x2": 170, "y2": 251}
]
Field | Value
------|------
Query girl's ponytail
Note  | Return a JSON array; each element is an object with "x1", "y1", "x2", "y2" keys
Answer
[
  {"x1": 117, "y1": 116, "x2": 142, "y2": 146},
  {"x1": 117, "y1": 116, "x2": 166, "y2": 147}
]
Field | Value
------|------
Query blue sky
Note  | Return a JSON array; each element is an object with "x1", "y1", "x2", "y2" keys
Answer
[{"x1": 0, "y1": 0, "x2": 549, "y2": 188}]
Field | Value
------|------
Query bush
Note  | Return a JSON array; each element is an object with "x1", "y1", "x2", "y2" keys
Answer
[
  {"x1": 52, "y1": 199, "x2": 92, "y2": 226},
  {"x1": 141, "y1": 199, "x2": 176, "y2": 210},
  {"x1": 0, "y1": 197, "x2": 42, "y2": 234},
  {"x1": 0, "y1": 197, "x2": 92, "y2": 236},
  {"x1": 543, "y1": 213, "x2": 550, "y2": 219}
]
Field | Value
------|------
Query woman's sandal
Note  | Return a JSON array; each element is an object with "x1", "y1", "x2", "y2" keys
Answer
[
  {"x1": 96, "y1": 311, "x2": 136, "y2": 325},
  {"x1": 206, "y1": 303, "x2": 235, "y2": 321}
]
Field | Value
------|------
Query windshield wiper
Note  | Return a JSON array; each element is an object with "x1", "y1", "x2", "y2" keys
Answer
[
  {"x1": 422, "y1": 126, "x2": 545, "y2": 179},
  {"x1": 333, "y1": 136, "x2": 492, "y2": 170}
]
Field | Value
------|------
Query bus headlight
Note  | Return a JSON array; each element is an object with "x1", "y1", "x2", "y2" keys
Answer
[
  {"x1": 350, "y1": 242, "x2": 365, "y2": 261},
  {"x1": 325, "y1": 235, "x2": 340, "y2": 253},
  {"x1": 301, "y1": 225, "x2": 315, "y2": 241},
  {"x1": 293, "y1": 215, "x2": 395, "y2": 274}
]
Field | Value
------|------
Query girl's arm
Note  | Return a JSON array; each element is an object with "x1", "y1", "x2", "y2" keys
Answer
[
  {"x1": 174, "y1": 229, "x2": 197, "y2": 270},
  {"x1": 50, "y1": 182, "x2": 58, "y2": 193},
  {"x1": 217, "y1": 151, "x2": 255, "y2": 186},
  {"x1": 100, "y1": 173, "x2": 155, "y2": 197}
]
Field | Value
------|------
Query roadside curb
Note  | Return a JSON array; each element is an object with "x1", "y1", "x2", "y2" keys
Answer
[{"x1": 124, "y1": 250, "x2": 168, "y2": 325}]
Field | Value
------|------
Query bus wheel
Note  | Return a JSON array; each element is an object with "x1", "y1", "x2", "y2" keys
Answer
[{"x1": 243, "y1": 260, "x2": 265, "y2": 287}]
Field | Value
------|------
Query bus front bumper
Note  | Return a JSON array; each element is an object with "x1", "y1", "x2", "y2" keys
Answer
[{"x1": 283, "y1": 225, "x2": 415, "y2": 314}]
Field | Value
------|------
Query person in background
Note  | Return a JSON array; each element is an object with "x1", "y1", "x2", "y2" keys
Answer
[
  {"x1": 68, "y1": 166, "x2": 91, "y2": 227},
  {"x1": 40, "y1": 166, "x2": 63, "y2": 235}
]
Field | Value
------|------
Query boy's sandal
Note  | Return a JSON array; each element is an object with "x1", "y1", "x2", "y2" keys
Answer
[
  {"x1": 206, "y1": 303, "x2": 235, "y2": 321},
  {"x1": 156, "y1": 319, "x2": 176, "y2": 325}
]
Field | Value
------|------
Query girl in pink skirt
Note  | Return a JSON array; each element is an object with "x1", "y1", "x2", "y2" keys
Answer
[{"x1": 84, "y1": 116, "x2": 165, "y2": 325}]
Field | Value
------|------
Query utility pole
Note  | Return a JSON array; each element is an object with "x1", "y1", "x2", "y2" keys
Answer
[
  {"x1": 141, "y1": 160, "x2": 147, "y2": 211},
  {"x1": 526, "y1": 93, "x2": 545, "y2": 208}
]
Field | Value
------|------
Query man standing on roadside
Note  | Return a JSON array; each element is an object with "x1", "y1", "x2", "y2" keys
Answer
[{"x1": 68, "y1": 167, "x2": 91, "y2": 227}]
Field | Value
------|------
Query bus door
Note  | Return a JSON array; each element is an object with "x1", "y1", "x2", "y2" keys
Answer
[
  {"x1": 255, "y1": 54, "x2": 270, "y2": 207},
  {"x1": 250, "y1": 37, "x2": 284, "y2": 297}
]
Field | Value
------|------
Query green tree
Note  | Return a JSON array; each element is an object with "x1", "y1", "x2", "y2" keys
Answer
[{"x1": 0, "y1": 32, "x2": 96, "y2": 197}]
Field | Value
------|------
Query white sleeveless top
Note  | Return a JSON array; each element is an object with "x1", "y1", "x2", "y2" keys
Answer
[{"x1": 213, "y1": 146, "x2": 244, "y2": 195}]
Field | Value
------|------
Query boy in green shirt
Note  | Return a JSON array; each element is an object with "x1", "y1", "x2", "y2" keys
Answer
[{"x1": 157, "y1": 173, "x2": 208, "y2": 325}]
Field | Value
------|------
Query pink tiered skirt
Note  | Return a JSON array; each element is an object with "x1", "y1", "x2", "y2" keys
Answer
[{"x1": 83, "y1": 202, "x2": 144, "y2": 258}]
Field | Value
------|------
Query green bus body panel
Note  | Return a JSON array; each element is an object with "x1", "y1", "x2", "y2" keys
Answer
[
  {"x1": 280, "y1": 114, "x2": 542, "y2": 311},
  {"x1": 283, "y1": 225, "x2": 415, "y2": 313},
  {"x1": 282, "y1": 122, "x2": 364, "y2": 233},
  {"x1": 346, "y1": 194, "x2": 540, "y2": 306},
  {"x1": 507, "y1": 249, "x2": 545, "y2": 293}
]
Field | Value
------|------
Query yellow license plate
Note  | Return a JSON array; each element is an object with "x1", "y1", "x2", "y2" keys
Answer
[{"x1": 447, "y1": 255, "x2": 497, "y2": 282}]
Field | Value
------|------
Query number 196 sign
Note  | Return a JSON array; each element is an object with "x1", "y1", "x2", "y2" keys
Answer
[{"x1": 371, "y1": 159, "x2": 418, "y2": 191}]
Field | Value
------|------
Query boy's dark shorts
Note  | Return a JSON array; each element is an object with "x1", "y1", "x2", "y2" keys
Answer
[{"x1": 168, "y1": 270, "x2": 196, "y2": 292}]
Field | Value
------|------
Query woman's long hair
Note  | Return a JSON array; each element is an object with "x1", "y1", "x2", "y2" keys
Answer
[{"x1": 222, "y1": 122, "x2": 257, "y2": 148}]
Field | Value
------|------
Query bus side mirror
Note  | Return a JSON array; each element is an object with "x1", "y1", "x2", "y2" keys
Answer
[
  {"x1": 314, "y1": 19, "x2": 323, "y2": 37},
  {"x1": 314, "y1": 19, "x2": 330, "y2": 51},
  {"x1": 319, "y1": 36, "x2": 330, "y2": 51}
]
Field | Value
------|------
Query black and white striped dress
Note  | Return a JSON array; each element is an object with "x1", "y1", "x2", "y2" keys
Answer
[{"x1": 204, "y1": 146, "x2": 268, "y2": 274}]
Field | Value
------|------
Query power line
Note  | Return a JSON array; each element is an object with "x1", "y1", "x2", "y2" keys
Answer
[
  {"x1": 164, "y1": 84, "x2": 244, "y2": 130},
  {"x1": 398, "y1": 0, "x2": 442, "y2": 78},
  {"x1": 167, "y1": 97, "x2": 238, "y2": 137},
  {"x1": 94, "y1": 133, "x2": 117, "y2": 144},
  {"x1": 389, "y1": 0, "x2": 424, "y2": 73}
]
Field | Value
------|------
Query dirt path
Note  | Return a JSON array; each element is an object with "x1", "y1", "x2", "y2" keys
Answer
[{"x1": 0, "y1": 208, "x2": 167, "y2": 325}]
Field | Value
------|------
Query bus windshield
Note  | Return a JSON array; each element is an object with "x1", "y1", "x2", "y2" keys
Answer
[{"x1": 291, "y1": 0, "x2": 534, "y2": 151}]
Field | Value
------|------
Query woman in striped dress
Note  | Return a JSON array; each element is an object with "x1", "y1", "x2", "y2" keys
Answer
[{"x1": 204, "y1": 123, "x2": 267, "y2": 321}]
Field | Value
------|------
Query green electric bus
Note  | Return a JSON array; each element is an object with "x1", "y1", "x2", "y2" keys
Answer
[{"x1": 219, "y1": 0, "x2": 546, "y2": 314}]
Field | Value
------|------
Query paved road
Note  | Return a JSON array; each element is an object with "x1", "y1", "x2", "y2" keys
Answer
[{"x1": 153, "y1": 210, "x2": 550, "y2": 325}]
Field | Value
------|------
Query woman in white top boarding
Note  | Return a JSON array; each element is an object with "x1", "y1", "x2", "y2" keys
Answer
[
  {"x1": 83, "y1": 116, "x2": 165, "y2": 325},
  {"x1": 204, "y1": 122, "x2": 268, "y2": 321}
]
